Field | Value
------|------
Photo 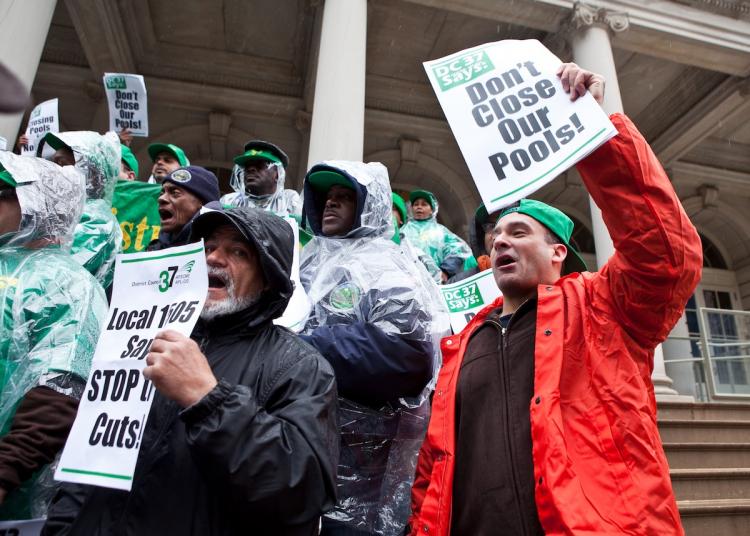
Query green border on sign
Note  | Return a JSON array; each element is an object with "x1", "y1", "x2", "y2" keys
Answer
[
  {"x1": 60, "y1": 467, "x2": 133, "y2": 481},
  {"x1": 121, "y1": 246, "x2": 204, "y2": 264},
  {"x1": 490, "y1": 127, "x2": 607, "y2": 203}
]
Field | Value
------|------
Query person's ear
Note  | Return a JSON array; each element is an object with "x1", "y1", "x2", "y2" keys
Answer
[{"x1": 551, "y1": 243, "x2": 568, "y2": 266}]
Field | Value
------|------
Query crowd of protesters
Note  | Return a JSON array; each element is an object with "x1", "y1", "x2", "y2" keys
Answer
[{"x1": 0, "y1": 60, "x2": 702, "y2": 536}]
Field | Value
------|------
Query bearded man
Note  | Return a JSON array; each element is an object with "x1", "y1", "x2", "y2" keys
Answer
[{"x1": 44, "y1": 207, "x2": 339, "y2": 536}]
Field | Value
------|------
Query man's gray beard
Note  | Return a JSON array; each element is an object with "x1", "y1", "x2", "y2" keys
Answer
[{"x1": 201, "y1": 267, "x2": 262, "y2": 321}]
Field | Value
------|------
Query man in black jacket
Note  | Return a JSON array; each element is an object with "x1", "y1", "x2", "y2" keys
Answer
[{"x1": 44, "y1": 207, "x2": 339, "y2": 536}]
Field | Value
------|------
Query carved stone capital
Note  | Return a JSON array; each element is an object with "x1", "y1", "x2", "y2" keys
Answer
[
  {"x1": 698, "y1": 184, "x2": 720, "y2": 209},
  {"x1": 398, "y1": 137, "x2": 421, "y2": 164},
  {"x1": 572, "y1": 2, "x2": 629, "y2": 34}
]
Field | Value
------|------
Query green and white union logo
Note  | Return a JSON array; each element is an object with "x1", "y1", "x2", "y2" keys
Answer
[
  {"x1": 328, "y1": 282, "x2": 361, "y2": 311},
  {"x1": 105, "y1": 76, "x2": 126, "y2": 89},
  {"x1": 443, "y1": 281, "x2": 484, "y2": 313},
  {"x1": 432, "y1": 50, "x2": 494, "y2": 92}
]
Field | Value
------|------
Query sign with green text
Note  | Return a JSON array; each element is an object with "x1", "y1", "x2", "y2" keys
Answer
[{"x1": 440, "y1": 269, "x2": 501, "y2": 333}]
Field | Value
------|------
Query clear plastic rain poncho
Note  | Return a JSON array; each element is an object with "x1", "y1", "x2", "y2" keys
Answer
[
  {"x1": 400, "y1": 191, "x2": 475, "y2": 279},
  {"x1": 220, "y1": 161, "x2": 303, "y2": 217},
  {"x1": 38, "y1": 131, "x2": 122, "y2": 289},
  {"x1": 300, "y1": 161, "x2": 449, "y2": 535},
  {"x1": 0, "y1": 152, "x2": 107, "y2": 520}
]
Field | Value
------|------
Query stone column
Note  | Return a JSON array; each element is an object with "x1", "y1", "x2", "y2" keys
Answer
[
  {"x1": 0, "y1": 0, "x2": 57, "y2": 144},
  {"x1": 569, "y1": 3, "x2": 686, "y2": 400},
  {"x1": 306, "y1": 0, "x2": 367, "y2": 168}
]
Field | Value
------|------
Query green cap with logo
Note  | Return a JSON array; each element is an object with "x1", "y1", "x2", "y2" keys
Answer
[
  {"x1": 120, "y1": 144, "x2": 139, "y2": 177},
  {"x1": 498, "y1": 199, "x2": 587, "y2": 275},
  {"x1": 234, "y1": 140, "x2": 289, "y2": 168},
  {"x1": 147, "y1": 143, "x2": 190, "y2": 167}
]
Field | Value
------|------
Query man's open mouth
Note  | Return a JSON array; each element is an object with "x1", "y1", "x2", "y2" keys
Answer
[
  {"x1": 208, "y1": 274, "x2": 227, "y2": 289},
  {"x1": 158, "y1": 208, "x2": 173, "y2": 221},
  {"x1": 495, "y1": 254, "x2": 516, "y2": 268}
]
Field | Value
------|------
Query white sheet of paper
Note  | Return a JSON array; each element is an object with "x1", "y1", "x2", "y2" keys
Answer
[
  {"x1": 55, "y1": 242, "x2": 207, "y2": 491},
  {"x1": 440, "y1": 269, "x2": 501, "y2": 333},
  {"x1": 103, "y1": 73, "x2": 149, "y2": 137},
  {"x1": 424, "y1": 39, "x2": 617, "y2": 213},
  {"x1": 274, "y1": 218, "x2": 312, "y2": 332},
  {"x1": 0, "y1": 136, "x2": 7, "y2": 151},
  {"x1": 0, "y1": 518, "x2": 45, "y2": 536},
  {"x1": 21, "y1": 98, "x2": 59, "y2": 156}
]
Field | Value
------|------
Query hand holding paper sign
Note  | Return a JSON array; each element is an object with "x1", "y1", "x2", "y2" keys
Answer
[
  {"x1": 556, "y1": 63, "x2": 605, "y2": 104},
  {"x1": 143, "y1": 329, "x2": 217, "y2": 408}
]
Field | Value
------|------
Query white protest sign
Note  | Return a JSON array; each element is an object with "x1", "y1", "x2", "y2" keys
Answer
[
  {"x1": 56, "y1": 241, "x2": 207, "y2": 490},
  {"x1": 103, "y1": 73, "x2": 149, "y2": 136},
  {"x1": 0, "y1": 518, "x2": 44, "y2": 536},
  {"x1": 274, "y1": 217, "x2": 312, "y2": 332},
  {"x1": 440, "y1": 269, "x2": 501, "y2": 333},
  {"x1": 424, "y1": 40, "x2": 617, "y2": 213},
  {"x1": 0, "y1": 136, "x2": 7, "y2": 151},
  {"x1": 21, "y1": 98, "x2": 59, "y2": 156}
]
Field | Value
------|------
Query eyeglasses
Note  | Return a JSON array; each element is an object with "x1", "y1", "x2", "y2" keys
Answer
[{"x1": 482, "y1": 222, "x2": 497, "y2": 234}]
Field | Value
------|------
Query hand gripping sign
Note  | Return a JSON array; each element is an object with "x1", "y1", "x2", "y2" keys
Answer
[
  {"x1": 103, "y1": 73, "x2": 149, "y2": 137},
  {"x1": 424, "y1": 39, "x2": 617, "y2": 213},
  {"x1": 440, "y1": 269, "x2": 501, "y2": 333},
  {"x1": 55, "y1": 242, "x2": 207, "y2": 491}
]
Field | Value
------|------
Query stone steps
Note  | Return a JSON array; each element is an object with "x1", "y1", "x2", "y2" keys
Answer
[
  {"x1": 658, "y1": 419, "x2": 750, "y2": 443},
  {"x1": 671, "y1": 468, "x2": 750, "y2": 501},
  {"x1": 664, "y1": 442, "x2": 750, "y2": 469},
  {"x1": 678, "y1": 498, "x2": 750, "y2": 536}
]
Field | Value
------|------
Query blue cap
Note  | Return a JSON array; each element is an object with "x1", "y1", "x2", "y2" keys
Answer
[{"x1": 163, "y1": 166, "x2": 220, "y2": 204}]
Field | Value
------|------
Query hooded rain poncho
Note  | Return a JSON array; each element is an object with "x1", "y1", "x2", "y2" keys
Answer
[
  {"x1": 400, "y1": 192, "x2": 474, "y2": 279},
  {"x1": 0, "y1": 152, "x2": 107, "y2": 520},
  {"x1": 221, "y1": 162, "x2": 302, "y2": 217},
  {"x1": 39, "y1": 131, "x2": 122, "y2": 289},
  {"x1": 300, "y1": 161, "x2": 449, "y2": 535}
]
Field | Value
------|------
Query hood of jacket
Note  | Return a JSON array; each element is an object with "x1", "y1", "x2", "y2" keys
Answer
[
  {"x1": 0, "y1": 152, "x2": 85, "y2": 249},
  {"x1": 191, "y1": 206, "x2": 295, "y2": 329},
  {"x1": 40, "y1": 131, "x2": 120, "y2": 203},
  {"x1": 302, "y1": 160, "x2": 394, "y2": 240}
]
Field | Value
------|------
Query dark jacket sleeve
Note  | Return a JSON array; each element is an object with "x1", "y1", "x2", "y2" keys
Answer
[
  {"x1": 42, "y1": 484, "x2": 91, "y2": 536},
  {"x1": 179, "y1": 345, "x2": 338, "y2": 526},
  {"x1": 0, "y1": 386, "x2": 78, "y2": 492},
  {"x1": 301, "y1": 322, "x2": 432, "y2": 407}
]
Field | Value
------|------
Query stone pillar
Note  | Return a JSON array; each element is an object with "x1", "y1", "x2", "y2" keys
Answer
[
  {"x1": 569, "y1": 3, "x2": 686, "y2": 400},
  {"x1": 569, "y1": 1, "x2": 627, "y2": 265},
  {"x1": 0, "y1": 0, "x2": 57, "y2": 144},
  {"x1": 306, "y1": 0, "x2": 367, "y2": 168}
]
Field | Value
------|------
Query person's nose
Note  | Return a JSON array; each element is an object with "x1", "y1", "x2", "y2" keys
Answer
[
  {"x1": 206, "y1": 247, "x2": 226, "y2": 267},
  {"x1": 493, "y1": 231, "x2": 510, "y2": 251}
]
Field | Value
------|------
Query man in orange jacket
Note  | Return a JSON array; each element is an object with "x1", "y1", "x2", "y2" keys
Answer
[{"x1": 409, "y1": 63, "x2": 702, "y2": 536}]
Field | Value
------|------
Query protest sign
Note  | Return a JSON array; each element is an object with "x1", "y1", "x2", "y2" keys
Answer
[
  {"x1": 103, "y1": 73, "x2": 149, "y2": 136},
  {"x1": 424, "y1": 40, "x2": 616, "y2": 213},
  {"x1": 440, "y1": 269, "x2": 501, "y2": 333},
  {"x1": 0, "y1": 519, "x2": 44, "y2": 536},
  {"x1": 274, "y1": 218, "x2": 312, "y2": 332},
  {"x1": 112, "y1": 180, "x2": 162, "y2": 253},
  {"x1": 56, "y1": 242, "x2": 207, "y2": 490},
  {"x1": 20, "y1": 98, "x2": 58, "y2": 156}
]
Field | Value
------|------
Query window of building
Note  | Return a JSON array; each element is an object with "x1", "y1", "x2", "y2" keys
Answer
[{"x1": 700, "y1": 233, "x2": 728, "y2": 269}]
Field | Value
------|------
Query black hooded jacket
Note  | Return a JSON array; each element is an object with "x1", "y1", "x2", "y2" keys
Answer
[{"x1": 43, "y1": 207, "x2": 339, "y2": 536}]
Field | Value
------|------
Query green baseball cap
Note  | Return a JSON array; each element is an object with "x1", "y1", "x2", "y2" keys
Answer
[
  {"x1": 234, "y1": 148, "x2": 282, "y2": 167},
  {"x1": 409, "y1": 189, "x2": 436, "y2": 210},
  {"x1": 0, "y1": 164, "x2": 15, "y2": 188},
  {"x1": 120, "y1": 144, "x2": 139, "y2": 177},
  {"x1": 392, "y1": 193, "x2": 408, "y2": 224},
  {"x1": 307, "y1": 170, "x2": 354, "y2": 192},
  {"x1": 148, "y1": 143, "x2": 189, "y2": 167},
  {"x1": 498, "y1": 199, "x2": 587, "y2": 275}
]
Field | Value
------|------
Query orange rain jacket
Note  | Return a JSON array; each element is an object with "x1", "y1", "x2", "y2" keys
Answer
[{"x1": 409, "y1": 114, "x2": 702, "y2": 536}]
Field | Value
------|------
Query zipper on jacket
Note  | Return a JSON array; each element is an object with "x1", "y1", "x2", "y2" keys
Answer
[{"x1": 486, "y1": 300, "x2": 532, "y2": 536}]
